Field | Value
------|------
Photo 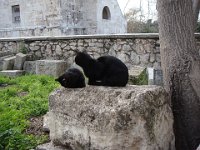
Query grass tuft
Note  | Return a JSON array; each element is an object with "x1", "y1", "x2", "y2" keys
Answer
[{"x1": 0, "y1": 74, "x2": 59, "y2": 150}]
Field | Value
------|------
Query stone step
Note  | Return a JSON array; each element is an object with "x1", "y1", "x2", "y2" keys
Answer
[{"x1": 0, "y1": 70, "x2": 25, "y2": 77}]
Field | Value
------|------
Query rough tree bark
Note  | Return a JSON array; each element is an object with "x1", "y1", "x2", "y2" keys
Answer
[{"x1": 157, "y1": 0, "x2": 200, "y2": 150}]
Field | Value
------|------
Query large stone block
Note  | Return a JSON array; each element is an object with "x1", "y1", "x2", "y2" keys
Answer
[
  {"x1": 46, "y1": 86, "x2": 175, "y2": 150},
  {"x1": 23, "y1": 61, "x2": 36, "y2": 74},
  {"x1": 2, "y1": 56, "x2": 16, "y2": 70},
  {"x1": 36, "y1": 60, "x2": 68, "y2": 78},
  {"x1": 14, "y1": 53, "x2": 27, "y2": 70}
]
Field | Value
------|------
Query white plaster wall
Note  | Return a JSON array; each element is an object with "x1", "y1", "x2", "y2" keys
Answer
[
  {"x1": 0, "y1": 0, "x2": 15, "y2": 28},
  {"x1": 60, "y1": 0, "x2": 98, "y2": 35},
  {"x1": 0, "y1": 0, "x2": 64, "y2": 37},
  {"x1": 81, "y1": 0, "x2": 98, "y2": 34},
  {"x1": 96, "y1": 0, "x2": 127, "y2": 34},
  {"x1": 0, "y1": 0, "x2": 126, "y2": 37},
  {"x1": 0, "y1": 0, "x2": 62, "y2": 28}
]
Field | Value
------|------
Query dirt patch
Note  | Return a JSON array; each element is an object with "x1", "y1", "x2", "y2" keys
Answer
[
  {"x1": 17, "y1": 91, "x2": 29, "y2": 97},
  {"x1": 26, "y1": 116, "x2": 50, "y2": 141}
]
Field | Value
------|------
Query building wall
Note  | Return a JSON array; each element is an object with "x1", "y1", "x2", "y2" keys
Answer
[
  {"x1": 0, "y1": 0, "x2": 61, "y2": 28},
  {"x1": 0, "y1": 0, "x2": 126, "y2": 37},
  {"x1": 0, "y1": 0, "x2": 63, "y2": 37},
  {"x1": 96, "y1": 0, "x2": 126, "y2": 34}
]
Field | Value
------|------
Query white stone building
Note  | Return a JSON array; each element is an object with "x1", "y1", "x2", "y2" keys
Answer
[{"x1": 0, "y1": 0, "x2": 127, "y2": 37}]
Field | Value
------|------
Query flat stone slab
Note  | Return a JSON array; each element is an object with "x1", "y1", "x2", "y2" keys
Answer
[
  {"x1": 36, "y1": 60, "x2": 68, "y2": 78},
  {"x1": 0, "y1": 70, "x2": 25, "y2": 77},
  {"x1": 46, "y1": 85, "x2": 175, "y2": 150}
]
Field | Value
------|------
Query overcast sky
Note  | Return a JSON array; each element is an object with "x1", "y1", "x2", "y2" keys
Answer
[{"x1": 117, "y1": 0, "x2": 157, "y2": 20}]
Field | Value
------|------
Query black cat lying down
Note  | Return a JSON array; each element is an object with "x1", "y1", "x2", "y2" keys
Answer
[{"x1": 55, "y1": 68, "x2": 85, "y2": 88}]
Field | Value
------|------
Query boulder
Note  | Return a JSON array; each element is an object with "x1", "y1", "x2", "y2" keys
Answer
[{"x1": 45, "y1": 85, "x2": 175, "y2": 150}]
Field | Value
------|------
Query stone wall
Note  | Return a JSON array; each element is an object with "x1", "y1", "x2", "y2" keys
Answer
[{"x1": 0, "y1": 33, "x2": 200, "y2": 69}]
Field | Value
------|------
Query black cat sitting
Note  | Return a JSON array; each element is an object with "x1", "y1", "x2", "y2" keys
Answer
[
  {"x1": 75, "y1": 52, "x2": 128, "y2": 87},
  {"x1": 55, "y1": 68, "x2": 85, "y2": 88}
]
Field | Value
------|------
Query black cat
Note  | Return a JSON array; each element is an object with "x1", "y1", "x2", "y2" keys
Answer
[
  {"x1": 55, "y1": 68, "x2": 85, "y2": 88},
  {"x1": 75, "y1": 52, "x2": 128, "y2": 87}
]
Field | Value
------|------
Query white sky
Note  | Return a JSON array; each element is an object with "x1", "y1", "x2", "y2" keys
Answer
[{"x1": 117, "y1": 0, "x2": 157, "y2": 20}]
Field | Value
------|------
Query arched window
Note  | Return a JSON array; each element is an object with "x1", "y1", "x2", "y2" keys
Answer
[{"x1": 102, "y1": 6, "x2": 111, "y2": 20}]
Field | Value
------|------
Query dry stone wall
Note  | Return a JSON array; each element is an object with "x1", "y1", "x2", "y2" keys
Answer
[{"x1": 1, "y1": 33, "x2": 200, "y2": 69}]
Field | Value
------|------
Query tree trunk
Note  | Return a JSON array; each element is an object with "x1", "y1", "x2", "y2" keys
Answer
[{"x1": 157, "y1": 0, "x2": 200, "y2": 150}]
